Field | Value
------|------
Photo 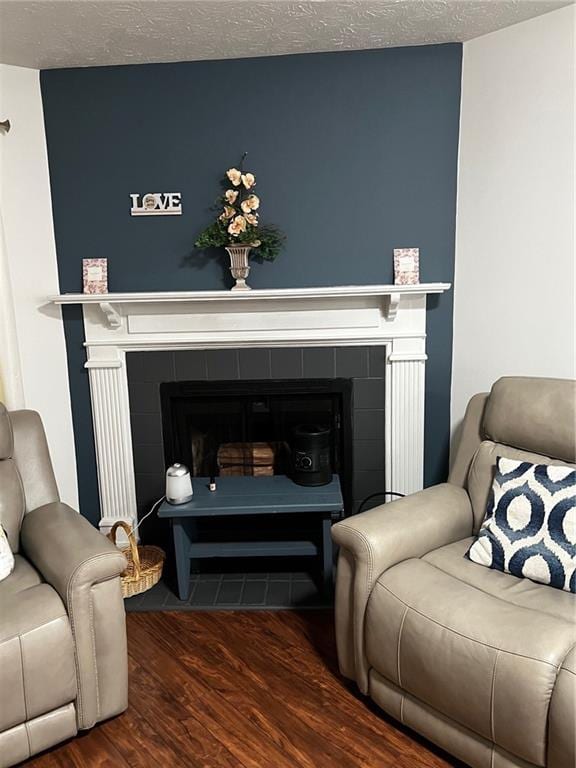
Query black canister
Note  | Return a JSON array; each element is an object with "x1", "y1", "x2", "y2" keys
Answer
[{"x1": 291, "y1": 424, "x2": 332, "y2": 486}]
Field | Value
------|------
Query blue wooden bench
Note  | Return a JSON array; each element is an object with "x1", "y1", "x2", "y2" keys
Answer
[{"x1": 158, "y1": 474, "x2": 344, "y2": 601}]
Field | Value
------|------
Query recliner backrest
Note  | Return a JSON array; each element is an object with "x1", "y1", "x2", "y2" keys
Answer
[
  {"x1": 0, "y1": 403, "x2": 59, "y2": 552},
  {"x1": 483, "y1": 377, "x2": 576, "y2": 463},
  {"x1": 464, "y1": 378, "x2": 576, "y2": 532}
]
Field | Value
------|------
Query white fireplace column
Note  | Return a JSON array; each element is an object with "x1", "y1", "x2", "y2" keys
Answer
[
  {"x1": 51, "y1": 284, "x2": 450, "y2": 532},
  {"x1": 86, "y1": 346, "x2": 138, "y2": 532},
  {"x1": 386, "y1": 348, "x2": 426, "y2": 498}
]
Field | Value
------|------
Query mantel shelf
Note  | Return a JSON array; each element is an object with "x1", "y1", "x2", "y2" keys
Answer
[
  {"x1": 50, "y1": 283, "x2": 451, "y2": 306},
  {"x1": 50, "y1": 283, "x2": 450, "y2": 328}
]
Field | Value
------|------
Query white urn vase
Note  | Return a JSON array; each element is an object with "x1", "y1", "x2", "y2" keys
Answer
[{"x1": 225, "y1": 244, "x2": 252, "y2": 292}]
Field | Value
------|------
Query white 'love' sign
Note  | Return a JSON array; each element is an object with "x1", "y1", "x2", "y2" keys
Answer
[{"x1": 130, "y1": 192, "x2": 182, "y2": 216}]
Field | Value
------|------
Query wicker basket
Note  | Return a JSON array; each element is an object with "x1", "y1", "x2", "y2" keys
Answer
[{"x1": 107, "y1": 521, "x2": 165, "y2": 599}]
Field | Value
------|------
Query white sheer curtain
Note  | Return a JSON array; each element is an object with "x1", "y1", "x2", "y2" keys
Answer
[{"x1": 0, "y1": 203, "x2": 24, "y2": 408}]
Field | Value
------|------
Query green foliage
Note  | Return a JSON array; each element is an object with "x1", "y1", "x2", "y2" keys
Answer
[
  {"x1": 252, "y1": 225, "x2": 286, "y2": 262},
  {"x1": 194, "y1": 159, "x2": 286, "y2": 262},
  {"x1": 194, "y1": 220, "x2": 229, "y2": 250}
]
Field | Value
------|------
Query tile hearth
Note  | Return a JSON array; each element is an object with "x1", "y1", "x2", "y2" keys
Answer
[{"x1": 125, "y1": 570, "x2": 330, "y2": 612}]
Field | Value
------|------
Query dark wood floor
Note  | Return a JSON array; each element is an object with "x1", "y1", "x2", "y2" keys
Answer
[{"x1": 26, "y1": 611, "x2": 459, "y2": 768}]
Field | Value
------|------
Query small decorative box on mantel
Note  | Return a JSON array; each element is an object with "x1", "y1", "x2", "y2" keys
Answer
[
  {"x1": 393, "y1": 248, "x2": 420, "y2": 285},
  {"x1": 82, "y1": 258, "x2": 108, "y2": 294}
]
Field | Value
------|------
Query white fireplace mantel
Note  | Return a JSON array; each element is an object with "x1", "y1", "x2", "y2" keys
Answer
[
  {"x1": 51, "y1": 283, "x2": 449, "y2": 329},
  {"x1": 50, "y1": 283, "x2": 450, "y2": 533}
]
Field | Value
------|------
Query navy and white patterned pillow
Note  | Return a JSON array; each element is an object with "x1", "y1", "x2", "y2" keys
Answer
[{"x1": 466, "y1": 457, "x2": 576, "y2": 593}]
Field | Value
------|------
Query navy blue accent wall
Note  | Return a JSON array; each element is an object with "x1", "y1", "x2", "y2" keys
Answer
[{"x1": 41, "y1": 45, "x2": 461, "y2": 524}]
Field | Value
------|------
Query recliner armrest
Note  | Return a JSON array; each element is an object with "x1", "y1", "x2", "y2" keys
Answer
[
  {"x1": 20, "y1": 503, "x2": 128, "y2": 729},
  {"x1": 331, "y1": 483, "x2": 473, "y2": 692},
  {"x1": 332, "y1": 483, "x2": 473, "y2": 574},
  {"x1": 20, "y1": 502, "x2": 126, "y2": 600}
]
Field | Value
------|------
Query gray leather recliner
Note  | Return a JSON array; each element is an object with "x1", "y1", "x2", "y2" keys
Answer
[
  {"x1": 333, "y1": 377, "x2": 576, "y2": 768},
  {"x1": 0, "y1": 403, "x2": 128, "y2": 767}
]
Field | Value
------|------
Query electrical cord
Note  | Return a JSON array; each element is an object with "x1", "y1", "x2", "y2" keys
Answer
[
  {"x1": 130, "y1": 495, "x2": 165, "y2": 537},
  {"x1": 357, "y1": 491, "x2": 405, "y2": 515}
]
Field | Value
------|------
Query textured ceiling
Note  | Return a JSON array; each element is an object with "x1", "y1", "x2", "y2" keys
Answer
[{"x1": 0, "y1": 0, "x2": 572, "y2": 70}]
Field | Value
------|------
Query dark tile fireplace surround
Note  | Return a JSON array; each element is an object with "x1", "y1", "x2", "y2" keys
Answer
[{"x1": 126, "y1": 345, "x2": 386, "y2": 609}]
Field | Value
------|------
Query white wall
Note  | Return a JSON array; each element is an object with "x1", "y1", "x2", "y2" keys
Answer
[
  {"x1": 0, "y1": 64, "x2": 79, "y2": 507},
  {"x1": 451, "y1": 6, "x2": 576, "y2": 442}
]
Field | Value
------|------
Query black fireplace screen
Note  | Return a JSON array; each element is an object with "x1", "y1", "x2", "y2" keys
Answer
[{"x1": 160, "y1": 378, "x2": 353, "y2": 511}]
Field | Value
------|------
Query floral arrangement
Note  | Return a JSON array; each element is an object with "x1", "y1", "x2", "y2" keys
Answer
[{"x1": 195, "y1": 157, "x2": 285, "y2": 261}]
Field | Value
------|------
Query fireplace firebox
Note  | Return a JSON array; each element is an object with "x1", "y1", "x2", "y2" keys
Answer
[
  {"x1": 160, "y1": 378, "x2": 353, "y2": 511},
  {"x1": 154, "y1": 377, "x2": 352, "y2": 589}
]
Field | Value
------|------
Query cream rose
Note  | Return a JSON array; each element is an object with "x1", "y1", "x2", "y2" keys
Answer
[
  {"x1": 225, "y1": 189, "x2": 239, "y2": 204},
  {"x1": 226, "y1": 168, "x2": 242, "y2": 186},
  {"x1": 228, "y1": 215, "x2": 247, "y2": 236},
  {"x1": 241, "y1": 172, "x2": 255, "y2": 189},
  {"x1": 219, "y1": 205, "x2": 236, "y2": 221},
  {"x1": 241, "y1": 194, "x2": 260, "y2": 213},
  {"x1": 245, "y1": 213, "x2": 258, "y2": 226}
]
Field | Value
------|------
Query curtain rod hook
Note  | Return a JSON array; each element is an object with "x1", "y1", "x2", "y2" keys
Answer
[{"x1": 0, "y1": 120, "x2": 11, "y2": 133}]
